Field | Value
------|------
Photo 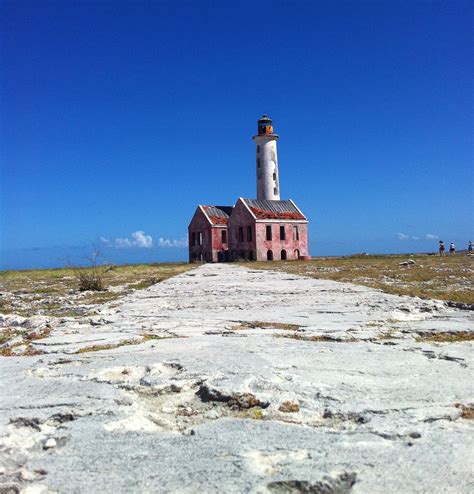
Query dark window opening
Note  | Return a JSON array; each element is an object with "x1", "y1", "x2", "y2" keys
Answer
[
  {"x1": 274, "y1": 187, "x2": 278, "y2": 195},
  {"x1": 247, "y1": 226, "x2": 252, "y2": 242},
  {"x1": 266, "y1": 225, "x2": 272, "y2": 241},
  {"x1": 280, "y1": 226, "x2": 286, "y2": 240},
  {"x1": 257, "y1": 158, "x2": 260, "y2": 168},
  {"x1": 257, "y1": 145, "x2": 260, "y2": 153},
  {"x1": 191, "y1": 232, "x2": 196, "y2": 246},
  {"x1": 273, "y1": 172, "x2": 277, "y2": 180},
  {"x1": 293, "y1": 226, "x2": 299, "y2": 241},
  {"x1": 238, "y1": 227, "x2": 244, "y2": 242},
  {"x1": 281, "y1": 249, "x2": 287, "y2": 260},
  {"x1": 221, "y1": 230, "x2": 227, "y2": 244},
  {"x1": 267, "y1": 250, "x2": 273, "y2": 261}
]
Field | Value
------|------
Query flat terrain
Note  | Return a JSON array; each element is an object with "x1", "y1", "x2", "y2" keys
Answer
[
  {"x1": 242, "y1": 254, "x2": 474, "y2": 305},
  {"x1": 0, "y1": 262, "x2": 473, "y2": 493},
  {"x1": 0, "y1": 263, "x2": 194, "y2": 319}
]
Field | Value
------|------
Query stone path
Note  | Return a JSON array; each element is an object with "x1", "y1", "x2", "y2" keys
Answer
[{"x1": 1, "y1": 263, "x2": 473, "y2": 493}]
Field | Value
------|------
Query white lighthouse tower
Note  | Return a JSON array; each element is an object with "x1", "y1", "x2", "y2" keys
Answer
[{"x1": 253, "y1": 114, "x2": 280, "y2": 200}]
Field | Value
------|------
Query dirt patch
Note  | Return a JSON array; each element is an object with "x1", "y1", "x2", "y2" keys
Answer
[
  {"x1": 279, "y1": 401, "x2": 300, "y2": 413},
  {"x1": 455, "y1": 404, "x2": 474, "y2": 419}
]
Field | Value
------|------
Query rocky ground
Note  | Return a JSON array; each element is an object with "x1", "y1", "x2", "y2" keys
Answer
[{"x1": 0, "y1": 263, "x2": 473, "y2": 493}]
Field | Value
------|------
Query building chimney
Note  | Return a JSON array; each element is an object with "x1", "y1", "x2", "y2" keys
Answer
[{"x1": 252, "y1": 114, "x2": 280, "y2": 200}]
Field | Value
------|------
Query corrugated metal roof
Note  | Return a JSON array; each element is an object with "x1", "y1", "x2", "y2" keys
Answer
[
  {"x1": 201, "y1": 205, "x2": 233, "y2": 225},
  {"x1": 242, "y1": 199, "x2": 306, "y2": 221}
]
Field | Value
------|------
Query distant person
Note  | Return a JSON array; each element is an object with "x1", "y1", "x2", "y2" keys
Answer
[
  {"x1": 439, "y1": 241, "x2": 445, "y2": 256},
  {"x1": 449, "y1": 242, "x2": 455, "y2": 255},
  {"x1": 468, "y1": 240, "x2": 473, "y2": 253}
]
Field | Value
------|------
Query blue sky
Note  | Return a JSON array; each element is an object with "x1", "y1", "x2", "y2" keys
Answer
[{"x1": 1, "y1": 1, "x2": 472, "y2": 269}]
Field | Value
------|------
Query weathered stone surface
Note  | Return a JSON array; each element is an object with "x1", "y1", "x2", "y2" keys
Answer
[{"x1": 0, "y1": 264, "x2": 473, "y2": 493}]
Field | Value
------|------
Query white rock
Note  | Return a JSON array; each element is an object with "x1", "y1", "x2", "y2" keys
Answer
[
  {"x1": 204, "y1": 410, "x2": 219, "y2": 419},
  {"x1": 43, "y1": 438, "x2": 57, "y2": 449}
]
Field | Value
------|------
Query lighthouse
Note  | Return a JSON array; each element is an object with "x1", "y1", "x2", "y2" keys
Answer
[
  {"x1": 188, "y1": 114, "x2": 310, "y2": 263},
  {"x1": 253, "y1": 115, "x2": 280, "y2": 201}
]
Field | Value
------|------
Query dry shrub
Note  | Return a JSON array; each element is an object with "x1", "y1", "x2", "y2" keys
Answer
[
  {"x1": 70, "y1": 249, "x2": 108, "y2": 292},
  {"x1": 76, "y1": 269, "x2": 105, "y2": 292}
]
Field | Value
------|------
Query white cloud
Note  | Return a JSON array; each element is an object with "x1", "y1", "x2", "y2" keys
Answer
[
  {"x1": 426, "y1": 233, "x2": 438, "y2": 240},
  {"x1": 158, "y1": 237, "x2": 188, "y2": 248},
  {"x1": 107, "y1": 231, "x2": 187, "y2": 249},
  {"x1": 114, "y1": 231, "x2": 153, "y2": 249},
  {"x1": 131, "y1": 231, "x2": 153, "y2": 248},
  {"x1": 397, "y1": 233, "x2": 419, "y2": 241}
]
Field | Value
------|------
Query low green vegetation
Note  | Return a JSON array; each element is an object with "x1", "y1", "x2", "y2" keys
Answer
[
  {"x1": 0, "y1": 262, "x2": 195, "y2": 318},
  {"x1": 243, "y1": 254, "x2": 474, "y2": 305}
]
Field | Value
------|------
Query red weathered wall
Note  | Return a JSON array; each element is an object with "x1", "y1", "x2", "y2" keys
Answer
[
  {"x1": 255, "y1": 222, "x2": 308, "y2": 261},
  {"x1": 228, "y1": 200, "x2": 257, "y2": 260},
  {"x1": 188, "y1": 208, "x2": 230, "y2": 262},
  {"x1": 189, "y1": 202, "x2": 310, "y2": 263},
  {"x1": 211, "y1": 226, "x2": 229, "y2": 262},
  {"x1": 188, "y1": 208, "x2": 213, "y2": 262}
]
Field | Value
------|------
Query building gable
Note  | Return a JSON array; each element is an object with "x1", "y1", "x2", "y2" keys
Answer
[{"x1": 241, "y1": 198, "x2": 307, "y2": 221}]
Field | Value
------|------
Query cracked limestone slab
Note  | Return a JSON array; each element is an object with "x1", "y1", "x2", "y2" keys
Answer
[{"x1": 0, "y1": 263, "x2": 473, "y2": 493}]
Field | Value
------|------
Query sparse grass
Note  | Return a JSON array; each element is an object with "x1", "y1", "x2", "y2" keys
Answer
[
  {"x1": 82, "y1": 291, "x2": 121, "y2": 305},
  {"x1": 275, "y1": 333, "x2": 358, "y2": 343},
  {"x1": 415, "y1": 331, "x2": 474, "y2": 343},
  {"x1": 129, "y1": 278, "x2": 161, "y2": 290},
  {"x1": 0, "y1": 344, "x2": 44, "y2": 357},
  {"x1": 241, "y1": 408, "x2": 264, "y2": 420},
  {"x1": 74, "y1": 338, "x2": 143, "y2": 353},
  {"x1": 233, "y1": 321, "x2": 301, "y2": 331},
  {"x1": 0, "y1": 329, "x2": 19, "y2": 345},
  {"x1": 142, "y1": 333, "x2": 176, "y2": 341},
  {"x1": 0, "y1": 262, "x2": 195, "y2": 318},
  {"x1": 378, "y1": 331, "x2": 398, "y2": 340},
  {"x1": 242, "y1": 254, "x2": 474, "y2": 305}
]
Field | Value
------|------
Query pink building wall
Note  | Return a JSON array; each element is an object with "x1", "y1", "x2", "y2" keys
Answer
[
  {"x1": 189, "y1": 203, "x2": 309, "y2": 263},
  {"x1": 188, "y1": 207, "x2": 229, "y2": 262},
  {"x1": 255, "y1": 222, "x2": 308, "y2": 261},
  {"x1": 228, "y1": 201, "x2": 256, "y2": 260}
]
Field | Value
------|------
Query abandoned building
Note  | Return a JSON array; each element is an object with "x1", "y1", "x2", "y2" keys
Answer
[{"x1": 188, "y1": 115, "x2": 310, "y2": 262}]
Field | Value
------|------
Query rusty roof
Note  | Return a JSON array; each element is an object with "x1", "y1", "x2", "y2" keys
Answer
[
  {"x1": 242, "y1": 199, "x2": 306, "y2": 221},
  {"x1": 201, "y1": 205, "x2": 233, "y2": 225}
]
